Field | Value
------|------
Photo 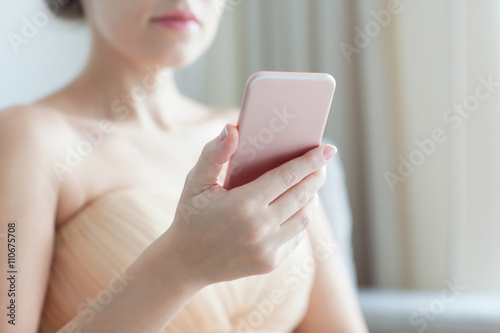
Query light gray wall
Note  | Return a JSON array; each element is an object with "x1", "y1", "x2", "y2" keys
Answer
[{"x1": 0, "y1": 0, "x2": 90, "y2": 109}]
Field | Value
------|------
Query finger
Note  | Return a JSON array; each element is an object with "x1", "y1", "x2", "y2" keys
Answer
[
  {"x1": 276, "y1": 229, "x2": 309, "y2": 264},
  {"x1": 277, "y1": 194, "x2": 319, "y2": 246},
  {"x1": 246, "y1": 145, "x2": 336, "y2": 205},
  {"x1": 269, "y1": 167, "x2": 326, "y2": 222},
  {"x1": 187, "y1": 124, "x2": 239, "y2": 193}
]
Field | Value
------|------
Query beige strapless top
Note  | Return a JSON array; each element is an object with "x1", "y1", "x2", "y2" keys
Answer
[{"x1": 40, "y1": 188, "x2": 315, "y2": 333}]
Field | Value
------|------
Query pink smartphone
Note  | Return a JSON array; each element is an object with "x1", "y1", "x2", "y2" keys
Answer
[{"x1": 223, "y1": 71, "x2": 336, "y2": 190}]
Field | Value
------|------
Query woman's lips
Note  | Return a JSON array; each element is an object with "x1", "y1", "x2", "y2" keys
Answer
[{"x1": 151, "y1": 9, "x2": 200, "y2": 33}]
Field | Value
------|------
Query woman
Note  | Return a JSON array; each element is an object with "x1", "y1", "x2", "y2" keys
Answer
[{"x1": 0, "y1": 0, "x2": 368, "y2": 332}]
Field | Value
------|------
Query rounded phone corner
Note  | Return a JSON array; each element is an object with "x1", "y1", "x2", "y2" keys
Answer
[
  {"x1": 245, "y1": 71, "x2": 270, "y2": 89},
  {"x1": 321, "y1": 73, "x2": 336, "y2": 89},
  {"x1": 310, "y1": 72, "x2": 336, "y2": 92}
]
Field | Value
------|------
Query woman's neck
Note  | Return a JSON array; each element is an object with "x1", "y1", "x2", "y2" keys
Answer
[{"x1": 64, "y1": 31, "x2": 190, "y2": 130}]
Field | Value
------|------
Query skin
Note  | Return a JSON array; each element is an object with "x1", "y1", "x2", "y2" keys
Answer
[{"x1": 0, "y1": 0, "x2": 368, "y2": 332}]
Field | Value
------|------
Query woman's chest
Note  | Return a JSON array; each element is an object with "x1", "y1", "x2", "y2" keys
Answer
[{"x1": 55, "y1": 126, "x2": 216, "y2": 226}]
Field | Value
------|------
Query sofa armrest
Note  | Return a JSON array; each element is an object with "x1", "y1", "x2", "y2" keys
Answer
[{"x1": 359, "y1": 289, "x2": 500, "y2": 333}]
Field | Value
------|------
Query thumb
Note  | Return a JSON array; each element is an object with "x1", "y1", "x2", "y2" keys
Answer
[{"x1": 188, "y1": 124, "x2": 239, "y2": 192}]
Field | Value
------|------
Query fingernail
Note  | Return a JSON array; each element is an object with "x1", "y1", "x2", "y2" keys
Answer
[
  {"x1": 218, "y1": 125, "x2": 229, "y2": 142},
  {"x1": 323, "y1": 145, "x2": 337, "y2": 161}
]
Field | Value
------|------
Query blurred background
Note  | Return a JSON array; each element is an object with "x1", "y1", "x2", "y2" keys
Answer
[{"x1": 1, "y1": 0, "x2": 500, "y2": 331}]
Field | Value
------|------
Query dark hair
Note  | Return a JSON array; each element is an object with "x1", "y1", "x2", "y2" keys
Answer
[{"x1": 45, "y1": 0, "x2": 84, "y2": 19}]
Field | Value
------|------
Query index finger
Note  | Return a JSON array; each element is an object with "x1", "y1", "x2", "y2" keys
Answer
[{"x1": 245, "y1": 145, "x2": 336, "y2": 204}]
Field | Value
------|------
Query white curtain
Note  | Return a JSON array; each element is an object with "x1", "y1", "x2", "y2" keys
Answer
[
  {"x1": 362, "y1": 0, "x2": 500, "y2": 291},
  {"x1": 176, "y1": 0, "x2": 500, "y2": 292}
]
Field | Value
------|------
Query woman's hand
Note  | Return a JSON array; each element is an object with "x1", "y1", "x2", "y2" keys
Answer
[
  {"x1": 32, "y1": 122, "x2": 337, "y2": 333},
  {"x1": 160, "y1": 124, "x2": 337, "y2": 287}
]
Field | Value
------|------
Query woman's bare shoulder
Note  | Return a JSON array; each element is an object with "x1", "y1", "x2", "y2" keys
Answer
[
  {"x1": 1, "y1": 103, "x2": 73, "y2": 130},
  {"x1": 0, "y1": 104, "x2": 76, "y2": 158}
]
